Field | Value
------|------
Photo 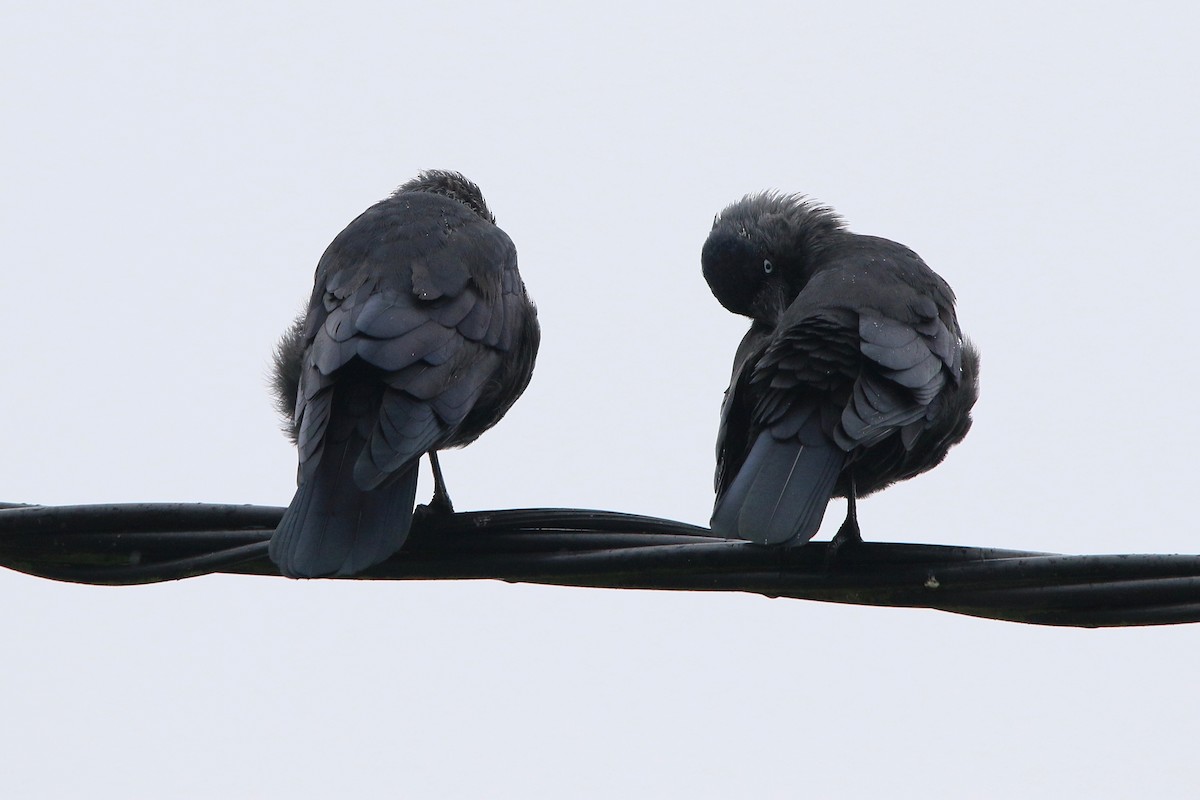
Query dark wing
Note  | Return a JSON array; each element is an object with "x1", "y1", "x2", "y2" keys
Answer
[
  {"x1": 714, "y1": 322, "x2": 772, "y2": 499},
  {"x1": 711, "y1": 308, "x2": 858, "y2": 543},
  {"x1": 846, "y1": 296, "x2": 976, "y2": 494},
  {"x1": 293, "y1": 196, "x2": 522, "y2": 492},
  {"x1": 759, "y1": 244, "x2": 968, "y2": 495}
]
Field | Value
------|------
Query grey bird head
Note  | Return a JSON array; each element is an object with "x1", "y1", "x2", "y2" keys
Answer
[
  {"x1": 396, "y1": 169, "x2": 496, "y2": 223},
  {"x1": 701, "y1": 192, "x2": 846, "y2": 323}
]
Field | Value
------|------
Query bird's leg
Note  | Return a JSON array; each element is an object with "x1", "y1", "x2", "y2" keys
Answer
[
  {"x1": 426, "y1": 451, "x2": 455, "y2": 514},
  {"x1": 825, "y1": 472, "x2": 862, "y2": 563}
]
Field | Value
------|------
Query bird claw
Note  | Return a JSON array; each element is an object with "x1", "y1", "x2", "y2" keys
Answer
[{"x1": 415, "y1": 494, "x2": 455, "y2": 518}]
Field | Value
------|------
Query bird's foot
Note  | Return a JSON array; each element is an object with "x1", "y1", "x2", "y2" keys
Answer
[
  {"x1": 422, "y1": 451, "x2": 455, "y2": 517},
  {"x1": 415, "y1": 492, "x2": 455, "y2": 518},
  {"x1": 824, "y1": 515, "x2": 863, "y2": 567},
  {"x1": 824, "y1": 475, "x2": 863, "y2": 567}
]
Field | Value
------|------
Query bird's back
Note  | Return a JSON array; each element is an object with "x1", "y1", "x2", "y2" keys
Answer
[{"x1": 270, "y1": 177, "x2": 539, "y2": 577}]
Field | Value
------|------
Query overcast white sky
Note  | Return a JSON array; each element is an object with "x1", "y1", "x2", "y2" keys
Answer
[{"x1": 3, "y1": 2, "x2": 1199, "y2": 797}]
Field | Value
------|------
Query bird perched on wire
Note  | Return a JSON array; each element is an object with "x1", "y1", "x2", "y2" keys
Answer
[
  {"x1": 269, "y1": 170, "x2": 540, "y2": 578},
  {"x1": 702, "y1": 192, "x2": 978, "y2": 548}
]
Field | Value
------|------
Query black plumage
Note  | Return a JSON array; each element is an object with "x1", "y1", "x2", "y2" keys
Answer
[
  {"x1": 269, "y1": 171, "x2": 539, "y2": 577},
  {"x1": 703, "y1": 192, "x2": 978, "y2": 546}
]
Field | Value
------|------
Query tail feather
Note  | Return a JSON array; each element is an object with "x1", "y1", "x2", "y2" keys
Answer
[
  {"x1": 711, "y1": 432, "x2": 845, "y2": 545},
  {"x1": 269, "y1": 435, "x2": 418, "y2": 578}
]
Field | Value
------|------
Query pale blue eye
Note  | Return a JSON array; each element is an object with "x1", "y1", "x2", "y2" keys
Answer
[{"x1": 763, "y1": 260, "x2": 774, "y2": 274}]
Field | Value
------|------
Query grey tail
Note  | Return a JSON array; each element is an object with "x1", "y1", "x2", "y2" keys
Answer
[
  {"x1": 711, "y1": 432, "x2": 845, "y2": 545},
  {"x1": 269, "y1": 438, "x2": 418, "y2": 578}
]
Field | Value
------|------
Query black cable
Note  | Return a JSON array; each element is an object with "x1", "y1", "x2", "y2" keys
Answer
[{"x1": 1, "y1": 502, "x2": 1196, "y2": 628}]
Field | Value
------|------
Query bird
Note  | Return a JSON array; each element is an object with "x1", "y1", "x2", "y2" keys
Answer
[
  {"x1": 268, "y1": 170, "x2": 540, "y2": 578},
  {"x1": 702, "y1": 191, "x2": 979, "y2": 548}
]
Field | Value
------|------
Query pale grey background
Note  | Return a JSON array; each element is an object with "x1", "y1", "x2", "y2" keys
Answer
[{"x1": 2, "y1": 2, "x2": 1198, "y2": 797}]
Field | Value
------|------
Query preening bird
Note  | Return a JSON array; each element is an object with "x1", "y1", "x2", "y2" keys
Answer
[
  {"x1": 269, "y1": 170, "x2": 540, "y2": 577},
  {"x1": 702, "y1": 192, "x2": 979, "y2": 547}
]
